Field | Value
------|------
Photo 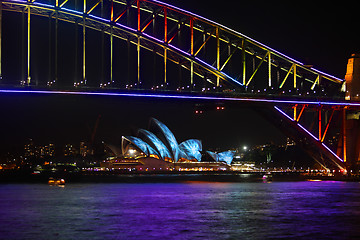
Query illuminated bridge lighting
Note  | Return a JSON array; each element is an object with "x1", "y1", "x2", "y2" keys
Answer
[
  {"x1": 274, "y1": 106, "x2": 346, "y2": 168},
  {"x1": 1, "y1": 89, "x2": 360, "y2": 107},
  {"x1": 150, "y1": 0, "x2": 343, "y2": 83}
]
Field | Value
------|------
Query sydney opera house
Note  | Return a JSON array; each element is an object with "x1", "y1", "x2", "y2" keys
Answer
[{"x1": 101, "y1": 118, "x2": 235, "y2": 171}]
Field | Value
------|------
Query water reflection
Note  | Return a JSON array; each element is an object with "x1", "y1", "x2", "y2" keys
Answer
[{"x1": 0, "y1": 181, "x2": 359, "y2": 239}]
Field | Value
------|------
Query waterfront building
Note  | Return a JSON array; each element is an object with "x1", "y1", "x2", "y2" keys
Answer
[
  {"x1": 101, "y1": 118, "x2": 233, "y2": 171},
  {"x1": 64, "y1": 144, "x2": 77, "y2": 157},
  {"x1": 24, "y1": 139, "x2": 36, "y2": 157},
  {"x1": 24, "y1": 140, "x2": 55, "y2": 158},
  {"x1": 80, "y1": 141, "x2": 90, "y2": 157},
  {"x1": 40, "y1": 144, "x2": 55, "y2": 157}
]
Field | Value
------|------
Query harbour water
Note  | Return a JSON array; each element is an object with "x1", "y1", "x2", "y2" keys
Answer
[{"x1": 0, "y1": 181, "x2": 360, "y2": 239}]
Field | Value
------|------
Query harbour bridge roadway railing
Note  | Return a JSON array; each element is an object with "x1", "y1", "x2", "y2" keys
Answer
[{"x1": 0, "y1": 0, "x2": 355, "y2": 170}]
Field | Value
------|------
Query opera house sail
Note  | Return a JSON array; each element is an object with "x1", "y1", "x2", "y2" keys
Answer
[
  {"x1": 206, "y1": 150, "x2": 236, "y2": 165},
  {"x1": 123, "y1": 118, "x2": 204, "y2": 163},
  {"x1": 106, "y1": 118, "x2": 234, "y2": 171}
]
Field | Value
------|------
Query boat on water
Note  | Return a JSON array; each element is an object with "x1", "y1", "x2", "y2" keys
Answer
[
  {"x1": 262, "y1": 172, "x2": 273, "y2": 181},
  {"x1": 48, "y1": 177, "x2": 65, "y2": 186}
]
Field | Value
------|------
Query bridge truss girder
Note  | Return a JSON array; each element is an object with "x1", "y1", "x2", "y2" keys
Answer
[
  {"x1": 268, "y1": 103, "x2": 354, "y2": 171},
  {"x1": 1, "y1": 0, "x2": 345, "y2": 97}
]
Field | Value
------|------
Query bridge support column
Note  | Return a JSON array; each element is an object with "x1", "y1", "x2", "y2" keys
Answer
[
  {"x1": 343, "y1": 108, "x2": 360, "y2": 172},
  {"x1": 345, "y1": 54, "x2": 360, "y2": 100},
  {"x1": 343, "y1": 54, "x2": 360, "y2": 172}
]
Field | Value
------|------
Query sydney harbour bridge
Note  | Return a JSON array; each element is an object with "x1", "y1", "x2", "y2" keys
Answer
[{"x1": 1, "y1": 0, "x2": 360, "y2": 172}]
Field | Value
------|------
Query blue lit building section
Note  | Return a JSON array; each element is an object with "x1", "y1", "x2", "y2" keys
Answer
[
  {"x1": 122, "y1": 136, "x2": 158, "y2": 157},
  {"x1": 206, "y1": 150, "x2": 235, "y2": 165},
  {"x1": 138, "y1": 129, "x2": 172, "y2": 160},
  {"x1": 217, "y1": 151, "x2": 236, "y2": 165},
  {"x1": 120, "y1": 119, "x2": 236, "y2": 167},
  {"x1": 179, "y1": 139, "x2": 202, "y2": 162},
  {"x1": 206, "y1": 151, "x2": 218, "y2": 162},
  {"x1": 150, "y1": 118, "x2": 180, "y2": 162},
  {"x1": 178, "y1": 150, "x2": 190, "y2": 160}
]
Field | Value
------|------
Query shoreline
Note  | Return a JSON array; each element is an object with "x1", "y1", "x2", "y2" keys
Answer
[{"x1": 1, "y1": 170, "x2": 359, "y2": 183}]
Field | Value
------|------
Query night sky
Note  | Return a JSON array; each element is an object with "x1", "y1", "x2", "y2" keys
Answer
[{"x1": 0, "y1": 0, "x2": 359, "y2": 154}]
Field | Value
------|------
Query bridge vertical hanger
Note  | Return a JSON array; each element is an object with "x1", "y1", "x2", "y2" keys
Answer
[
  {"x1": 242, "y1": 39, "x2": 246, "y2": 85},
  {"x1": 21, "y1": 10, "x2": 25, "y2": 83},
  {"x1": 293, "y1": 64, "x2": 297, "y2": 89},
  {"x1": 153, "y1": 14, "x2": 156, "y2": 87},
  {"x1": 268, "y1": 52, "x2": 271, "y2": 87},
  {"x1": 216, "y1": 27, "x2": 220, "y2": 87},
  {"x1": 293, "y1": 104, "x2": 297, "y2": 121},
  {"x1": 164, "y1": 7, "x2": 167, "y2": 85},
  {"x1": 48, "y1": 16, "x2": 51, "y2": 84},
  {"x1": 100, "y1": 6, "x2": 104, "y2": 86},
  {"x1": 190, "y1": 17, "x2": 194, "y2": 86},
  {"x1": 137, "y1": 0, "x2": 140, "y2": 84},
  {"x1": 27, "y1": 1, "x2": 31, "y2": 85},
  {"x1": 110, "y1": 0, "x2": 113, "y2": 85},
  {"x1": 318, "y1": 107, "x2": 322, "y2": 140},
  {"x1": 74, "y1": 21, "x2": 78, "y2": 85},
  {"x1": 82, "y1": 0, "x2": 86, "y2": 85},
  {"x1": 137, "y1": 38, "x2": 140, "y2": 84},
  {"x1": 55, "y1": 0, "x2": 58, "y2": 85}
]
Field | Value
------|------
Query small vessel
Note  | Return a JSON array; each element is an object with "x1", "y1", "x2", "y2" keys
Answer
[
  {"x1": 262, "y1": 172, "x2": 273, "y2": 181},
  {"x1": 48, "y1": 177, "x2": 65, "y2": 186}
]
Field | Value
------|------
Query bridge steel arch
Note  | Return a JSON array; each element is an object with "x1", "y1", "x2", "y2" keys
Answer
[
  {"x1": 1, "y1": 0, "x2": 344, "y2": 92},
  {"x1": 0, "y1": 0, "x2": 354, "y2": 171}
]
